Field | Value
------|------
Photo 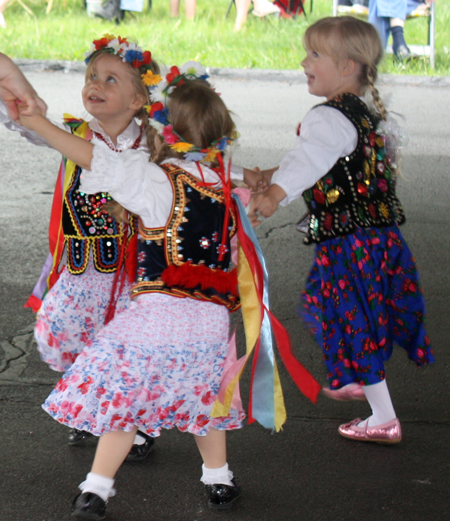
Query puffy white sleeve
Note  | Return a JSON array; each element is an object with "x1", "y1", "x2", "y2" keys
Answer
[
  {"x1": 272, "y1": 106, "x2": 358, "y2": 206},
  {"x1": 0, "y1": 97, "x2": 67, "y2": 148},
  {"x1": 230, "y1": 163, "x2": 244, "y2": 181},
  {"x1": 80, "y1": 142, "x2": 174, "y2": 229}
]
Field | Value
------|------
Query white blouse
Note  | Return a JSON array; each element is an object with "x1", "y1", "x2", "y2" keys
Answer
[
  {"x1": 272, "y1": 105, "x2": 358, "y2": 206},
  {"x1": 81, "y1": 145, "x2": 243, "y2": 230}
]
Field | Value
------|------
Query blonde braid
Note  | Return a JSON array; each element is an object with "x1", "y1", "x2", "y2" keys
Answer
[{"x1": 367, "y1": 67, "x2": 387, "y2": 122}]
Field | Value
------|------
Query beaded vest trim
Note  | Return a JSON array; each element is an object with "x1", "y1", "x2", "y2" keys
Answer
[
  {"x1": 131, "y1": 163, "x2": 240, "y2": 311},
  {"x1": 62, "y1": 123, "x2": 137, "y2": 274},
  {"x1": 302, "y1": 93, "x2": 405, "y2": 245}
]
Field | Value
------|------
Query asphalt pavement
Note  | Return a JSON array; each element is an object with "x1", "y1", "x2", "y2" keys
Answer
[{"x1": 0, "y1": 62, "x2": 449, "y2": 521}]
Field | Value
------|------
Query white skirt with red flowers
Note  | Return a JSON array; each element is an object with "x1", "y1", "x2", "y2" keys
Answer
[
  {"x1": 35, "y1": 263, "x2": 132, "y2": 372},
  {"x1": 42, "y1": 293, "x2": 245, "y2": 437}
]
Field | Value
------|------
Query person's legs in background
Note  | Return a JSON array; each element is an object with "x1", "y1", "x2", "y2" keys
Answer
[
  {"x1": 170, "y1": 0, "x2": 196, "y2": 20},
  {"x1": 369, "y1": 0, "x2": 424, "y2": 60},
  {"x1": 369, "y1": 0, "x2": 407, "y2": 50},
  {"x1": 0, "y1": 0, "x2": 10, "y2": 28},
  {"x1": 234, "y1": 0, "x2": 279, "y2": 30},
  {"x1": 234, "y1": 0, "x2": 252, "y2": 30}
]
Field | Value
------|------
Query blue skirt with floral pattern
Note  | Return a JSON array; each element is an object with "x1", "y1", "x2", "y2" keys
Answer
[{"x1": 300, "y1": 225, "x2": 434, "y2": 389}]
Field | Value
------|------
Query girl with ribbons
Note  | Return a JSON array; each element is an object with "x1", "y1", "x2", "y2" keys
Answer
[
  {"x1": 0, "y1": 36, "x2": 161, "y2": 454},
  {"x1": 17, "y1": 62, "x2": 320, "y2": 519}
]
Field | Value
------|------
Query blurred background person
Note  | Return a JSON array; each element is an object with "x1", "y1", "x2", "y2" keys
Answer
[
  {"x1": 368, "y1": 0, "x2": 435, "y2": 61},
  {"x1": 0, "y1": 0, "x2": 10, "y2": 28},
  {"x1": 235, "y1": 0, "x2": 280, "y2": 31},
  {"x1": 170, "y1": 0, "x2": 196, "y2": 20}
]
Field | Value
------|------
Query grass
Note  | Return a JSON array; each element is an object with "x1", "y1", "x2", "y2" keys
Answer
[{"x1": 0, "y1": 0, "x2": 449, "y2": 74}]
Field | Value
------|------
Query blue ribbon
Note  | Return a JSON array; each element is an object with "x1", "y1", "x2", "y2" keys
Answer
[{"x1": 232, "y1": 194, "x2": 277, "y2": 430}]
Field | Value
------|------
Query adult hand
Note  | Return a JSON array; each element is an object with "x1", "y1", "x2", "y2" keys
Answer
[{"x1": 0, "y1": 53, "x2": 47, "y2": 120}]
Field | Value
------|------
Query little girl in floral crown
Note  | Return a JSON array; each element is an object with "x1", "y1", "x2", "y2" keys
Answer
[
  {"x1": 16, "y1": 60, "x2": 276, "y2": 519},
  {"x1": 0, "y1": 34, "x2": 161, "y2": 457}
]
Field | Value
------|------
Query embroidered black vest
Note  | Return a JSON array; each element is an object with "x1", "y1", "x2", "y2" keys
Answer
[
  {"x1": 62, "y1": 122, "x2": 136, "y2": 274},
  {"x1": 302, "y1": 93, "x2": 405, "y2": 245},
  {"x1": 131, "y1": 163, "x2": 240, "y2": 311}
]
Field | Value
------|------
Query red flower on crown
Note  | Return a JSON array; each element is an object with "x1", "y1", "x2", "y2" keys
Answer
[
  {"x1": 166, "y1": 66, "x2": 182, "y2": 85},
  {"x1": 93, "y1": 35, "x2": 127, "y2": 50},
  {"x1": 149, "y1": 102, "x2": 164, "y2": 117},
  {"x1": 133, "y1": 50, "x2": 152, "y2": 69}
]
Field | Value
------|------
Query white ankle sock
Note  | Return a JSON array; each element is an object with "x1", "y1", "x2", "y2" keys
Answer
[
  {"x1": 200, "y1": 463, "x2": 234, "y2": 486},
  {"x1": 133, "y1": 431, "x2": 147, "y2": 446},
  {"x1": 360, "y1": 379, "x2": 397, "y2": 427},
  {"x1": 79, "y1": 472, "x2": 116, "y2": 502}
]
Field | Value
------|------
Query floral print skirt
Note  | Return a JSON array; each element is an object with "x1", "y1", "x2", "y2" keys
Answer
[
  {"x1": 35, "y1": 263, "x2": 132, "y2": 372},
  {"x1": 301, "y1": 225, "x2": 434, "y2": 389},
  {"x1": 42, "y1": 293, "x2": 245, "y2": 437}
]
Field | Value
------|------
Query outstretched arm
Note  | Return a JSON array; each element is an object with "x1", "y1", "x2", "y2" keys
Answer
[
  {"x1": 18, "y1": 109, "x2": 93, "y2": 169},
  {"x1": 0, "y1": 53, "x2": 47, "y2": 120}
]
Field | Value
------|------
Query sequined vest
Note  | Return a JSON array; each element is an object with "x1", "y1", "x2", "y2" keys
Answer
[
  {"x1": 62, "y1": 122, "x2": 136, "y2": 274},
  {"x1": 131, "y1": 163, "x2": 240, "y2": 311},
  {"x1": 302, "y1": 93, "x2": 405, "y2": 244}
]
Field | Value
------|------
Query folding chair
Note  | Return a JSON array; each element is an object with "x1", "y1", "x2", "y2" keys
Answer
[
  {"x1": 332, "y1": 0, "x2": 436, "y2": 68},
  {"x1": 226, "y1": 0, "x2": 235, "y2": 18},
  {"x1": 279, "y1": 0, "x2": 307, "y2": 19}
]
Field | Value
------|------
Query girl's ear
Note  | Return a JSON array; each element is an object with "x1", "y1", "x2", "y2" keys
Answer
[
  {"x1": 341, "y1": 59, "x2": 357, "y2": 77},
  {"x1": 129, "y1": 92, "x2": 147, "y2": 111}
]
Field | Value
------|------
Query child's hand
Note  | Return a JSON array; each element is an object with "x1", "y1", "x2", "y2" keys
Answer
[
  {"x1": 243, "y1": 167, "x2": 268, "y2": 193},
  {"x1": 251, "y1": 192, "x2": 279, "y2": 219},
  {"x1": 250, "y1": 183, "x2": 287, "y2": 220},
  {"x1": 247, "y1": 197, "x2": 263, "y2": 227},
  {"x1": 17, "y1": 100, "x2": 45, "y2": 130}
]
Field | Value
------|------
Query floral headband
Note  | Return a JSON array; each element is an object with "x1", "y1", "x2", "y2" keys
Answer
[
  {"x1": 146, "y1": 61, "x2": 237, "y2": 163},
  {"x1": 84, "y1": 34, "x2": 162, "y2": 92}
]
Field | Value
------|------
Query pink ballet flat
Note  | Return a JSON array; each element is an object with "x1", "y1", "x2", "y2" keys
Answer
[
  {"x1": 322, "y1": 383, "x2": 367, "y2": 402},
  {"x1": 338, "y1": 417, "x2": 402, "y2": 444}
]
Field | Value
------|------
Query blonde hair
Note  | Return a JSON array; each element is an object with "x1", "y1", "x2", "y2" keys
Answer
[
  {"x1": 85, "y1": 50, "x2": 161, "y2": 130},
  {"x1": 303, "y1": 16, "x2": 387, "y2": 121}
]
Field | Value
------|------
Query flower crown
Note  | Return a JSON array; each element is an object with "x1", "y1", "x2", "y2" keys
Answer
[
  {"x1": 147, "y1": 61, "x2": 237, "y2": 162},
  {"x1": 84, "y1": 34, "x2": 162, "y2": 92}
]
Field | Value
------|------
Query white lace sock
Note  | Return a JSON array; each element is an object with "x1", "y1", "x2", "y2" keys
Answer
[
  {"x1": 79, "y1": 472, "x2": 116, "y2": 502},
  {"x1": 200, "y1": 463, "x2": 234, "y2": 486},
  {"x1": 359, "y1": 379, "x2": 397, "y2": 428}
]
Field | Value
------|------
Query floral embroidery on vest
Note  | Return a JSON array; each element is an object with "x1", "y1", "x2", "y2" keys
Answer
[{"x1": 302, "y1": 93, "x2": 405, "y2": 245}]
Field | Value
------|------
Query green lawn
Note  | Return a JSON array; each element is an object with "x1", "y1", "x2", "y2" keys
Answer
[{"x1": 0, "y1": 0, "x2": 449, "y2": 75}]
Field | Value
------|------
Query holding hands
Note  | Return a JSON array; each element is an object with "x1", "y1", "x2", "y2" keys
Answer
[
  {"x1": 243, "y1": 166, "x2": 287, "y2": 226},
  {"x1": 0, "y1": 53, "x2": 47, "y2": 120}
]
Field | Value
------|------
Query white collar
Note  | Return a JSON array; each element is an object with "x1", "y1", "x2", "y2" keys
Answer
[{"x1": 88, "y1": 118, "x2": 142, "y2": 151}]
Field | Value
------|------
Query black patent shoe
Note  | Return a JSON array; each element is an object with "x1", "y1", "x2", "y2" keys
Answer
[
  {"x1": 71, "y1": 492, "x2": 106, "y2": 521},
  {"x1": 68, "y1": 428, "x2": 94, "y2": 446},
  {"x1": 205, "y1": 479, "x2": 241, "y2": 510},
  {"x1": 126, "y1": 431, "x2": 156, "y2": 462}
]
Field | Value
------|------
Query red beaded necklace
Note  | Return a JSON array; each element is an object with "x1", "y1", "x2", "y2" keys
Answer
[{"x1": 93, "y1": 128, "x2": 142, "y2": 152}]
